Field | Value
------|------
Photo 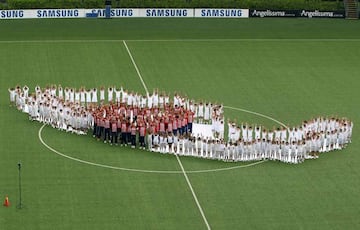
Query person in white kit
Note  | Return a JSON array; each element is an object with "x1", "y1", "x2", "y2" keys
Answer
[
  {"x1": 197, "y1": 102, "x2": 204, "y2": 124},
  {"x1": 204, "y1": 103, "x2": 211, "y2": 124},
  {"x1": 91, "y1": 88, "x2": 98, "y2": 105},
  {"x1": 8, "y1": 87, "x2": 16, "y2": 106},
  {"x1": 69, "y1": 88, "x2": 75, "y2": 103},
  {"x1": 114, "y1": 87, "x2": 122, "y2": 105},
  {"x1": 74, "y1": 89, "x2": 80, "y2": 104},
  {"x1": 64, "y1": 87, "x2": 70, "y2": 102},
  {"x1": 159, "y1": 92, "x2": 164, "y2": 109},
  {"x1": 127, "y1": 92, "x2": 134, "y2": 107},
  {"x1": 152, "y1": 89, "x2": 159, "y2": 108},
  {"x1": 228, "y1": 119, "x2": 236, "y2": 143},
  {"x1": 147, "y1": 91, "x2": 153, "y2": 108},
  {"x1": 254, "y1": 126, "x2": 261, "y2": 140},
  {"x1": 107, "y1": 86, "x2": 114, "y2": 103},
  {"x1": 99, "y1": 86, "x2": 105, "y2": 104},
  {"x1": 140, "y1": 95, "x2": 147, "y2": 109},
  {"x1": 22, "y1": 85, "x2": 29, "y2": 99},
  {"x1": 80, "y1": 87, "x2": 86, "y2": 106},
  {"x1": 121, "y1": 88, "x2": 128, "y2": 105},
  {"x1": 50, "y1": 85, "x2": 56, "y2": 97},
  {"x1": 58, "y1": 85, "x2": 64, "y2": 100},
  {"x1": 241, "y1": 124, "x2": 248, "y2": 142}
]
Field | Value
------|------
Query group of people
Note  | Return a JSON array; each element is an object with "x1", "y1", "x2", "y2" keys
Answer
[
  {"x1": 145, "y1": 116, "x2": 352, "y2": 164},
  {"x1": 8, "y1": 84, "x2": 224, "y2": 143},
  {"x1": 9, "y1": 85, "x2": 93, "y2": 133},
  {"x1": 9, "y1": 84, "x2": 352, "y2": 164}
]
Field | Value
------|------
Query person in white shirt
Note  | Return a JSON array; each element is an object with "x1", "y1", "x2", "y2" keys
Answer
[
  {"x1": 280, "y1": 127, "x2": 287, "y2": 142},
  {"x1": 18, "y1": 92, "x2": 26, "y2": 112},
  {"x1": 74, "y1": 89, "x2": 80, "y2": 104},
  {"x1": 58, "y1": 85, "x2": 63, "y2": 100},
  {"x1": 288, "y1": 127, "x2": 295, "y2": 143},
  {"x1": 237, "y1": 139, "x2": 244, "y2": 161},
  {"x1": 99, "y1": 86, "x2": 105, "y2": 104},
  {"x1": 204, "y1": 103, "x2": 211, "y2": 124},
  {"x1": 261, "y1": 128, "x2": 267, "y2": 141},
  {"x1": 173, "y1": 133, "x2": 179, "y2": 154},
  {"x1": 219, "y1": 119, "x2": 225, "y2": 139},
  {"x1": 23, "y1": 85, "x2": 29, "y2": 99},
  {"x1": 133, "y1": 93, "x2": 141, "y2": 107},
  {"x1": 64, "y1": 87, "x2": 70, "y2": 102},
  {"x1": 8, "y1": 87, "x2": 16, "y2": 106},
  {"x1": 91, "y1": 88, "x2": 98, "y2": 105},
  {"x1": 173, "y1": 92, "x2": 179, "y2": 108},
  {"x1": 283, "y1": 142, "x2": 290, "y2": 163},
  {"x1": 85, "y1": 88, "x2": 91, "y2": 107},
  {"x1": 114, "y1": 87, "x2": 122, "y2": 105},
  {"x1": 193, "y1": 103, "x2": 198, "y2": 122},
  {"x1": 80, "y1": 87, "x2": 86, "y2": 106},
  {"x1": 164, "y1": 92, "x2": 170, "y2": 106},
  {"x1": 228, "y1": 119, "x2": 236, "y2": 143},
  {"x1": 247, "y1": 126, "x2": 253, "y2": 142},
  {"x1": 197, "y1": 102, "x2": 204, "y2": 124},
  {"x1": 146, "y1": 92, "x2": 153, "y2": 108},
  {"x1": 152, "y1": 89, "x2": 159, "y2": 108},
  {"x1": 159, "y1": 92, "x2": 164, "y2": 109},
  {"x1": 121, "y1": 88, "x2": 128, "y2": 104},
  {"x1": 50, "y1": 85, "x2": 56, "y2": 97},
  {"x1": 234, "y1": 126, "x2": 241, "y2": 143},
  {"x1": 127, "y1": 92, "x2": 134, "y2": 106},
  {"x1": 108, "y1": 86, "x2": 114, "y2": 103},
  {"x1": 69, "y1": 88, "x2": 75, "y2": 103},
  {"x1": 140, "y1": 95, "x2": 147, "y2": 109},
  {"x1": 241, "y1": 124, "x2": 248, "y2": 142},
  {"x1": 254, "y1": 126, "x2": 261, "y2": 140},
  {"x1": 274, "y1": 127, "x2": 281, "y2": 142}
]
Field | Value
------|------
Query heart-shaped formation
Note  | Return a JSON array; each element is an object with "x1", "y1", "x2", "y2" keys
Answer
[{"x1": 9, "y1": 84, "x2": 353, "y2": 164}]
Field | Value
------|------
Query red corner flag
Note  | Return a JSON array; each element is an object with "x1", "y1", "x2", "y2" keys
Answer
[{"x1": 3, "y1": 196, "x2": 10, "y2": 207}]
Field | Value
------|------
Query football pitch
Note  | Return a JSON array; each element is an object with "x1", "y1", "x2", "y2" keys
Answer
[{"x1": 1, "y1": 18, "x2": 360, "y2": 230}]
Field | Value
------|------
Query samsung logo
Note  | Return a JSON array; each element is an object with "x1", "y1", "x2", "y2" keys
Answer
[
  {"x1": 37, "y1": 9, "x2": 79, "y2": 18},
  {"x1": 201, "y1": 9, "x2": 242, "y2": 17},
  {"x1": 0, "y1": 10, "x2": 24, "y2": 18},
  {"x1": 146, "y1": 9, "x2": 188, "y2": 17}
]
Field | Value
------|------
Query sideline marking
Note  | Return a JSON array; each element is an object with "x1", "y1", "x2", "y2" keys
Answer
[{"x1": 1, "y1": 38, "x2": 360, "y2": 44}]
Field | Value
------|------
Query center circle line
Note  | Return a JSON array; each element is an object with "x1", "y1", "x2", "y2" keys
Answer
[{"x1": 38, "y1": 105, "x2": 286, "y2": 174}]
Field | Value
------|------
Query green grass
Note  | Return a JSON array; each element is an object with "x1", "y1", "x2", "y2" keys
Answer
[
  {"x1": 0, "y1": 18, "x2": 360, "y2": 230},
  {"x1": 0, "y1": 18, "x2": 360, "y2": 40}
]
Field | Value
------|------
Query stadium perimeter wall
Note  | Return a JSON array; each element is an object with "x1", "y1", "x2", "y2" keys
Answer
[{"x1": 0, "y1": 0, "x2": 344, "y2": 11}]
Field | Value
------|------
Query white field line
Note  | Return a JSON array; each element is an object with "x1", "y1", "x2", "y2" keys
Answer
[
  {"x1": 38, "y1": 124, "x2": 266, "y2": 174},
  {"x1": 186, "y1": 160, "x2": 266, "y2": 173},
  {"x1": 176, "y1": 155, "x2": 211, "y2": 230},
  {"x1": 38, "y1": 125, "x2": 181, "y2": 174},
  {"x1": 224, "y1": 105, "x2": 289, "y2": 129},
  {"x1": 1, "y1": 38, "x2": 360, "y2": 44},
  {"x1": 34, "y1": 38, "x2": 292, "y2": 229},
  {"x1": 123, "y1": 40, "x2": 149, "y2": 94},
  {"x1": 123, "y1": 40, "x2": 211, "y2": 230},
  {"x1": 125, "y1": 38, "x2": 360, "y2": 42}
]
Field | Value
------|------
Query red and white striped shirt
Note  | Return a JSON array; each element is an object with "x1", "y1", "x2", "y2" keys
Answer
[{"x1": 111, "y1": 122, "x2": 117, "y2": 132}]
